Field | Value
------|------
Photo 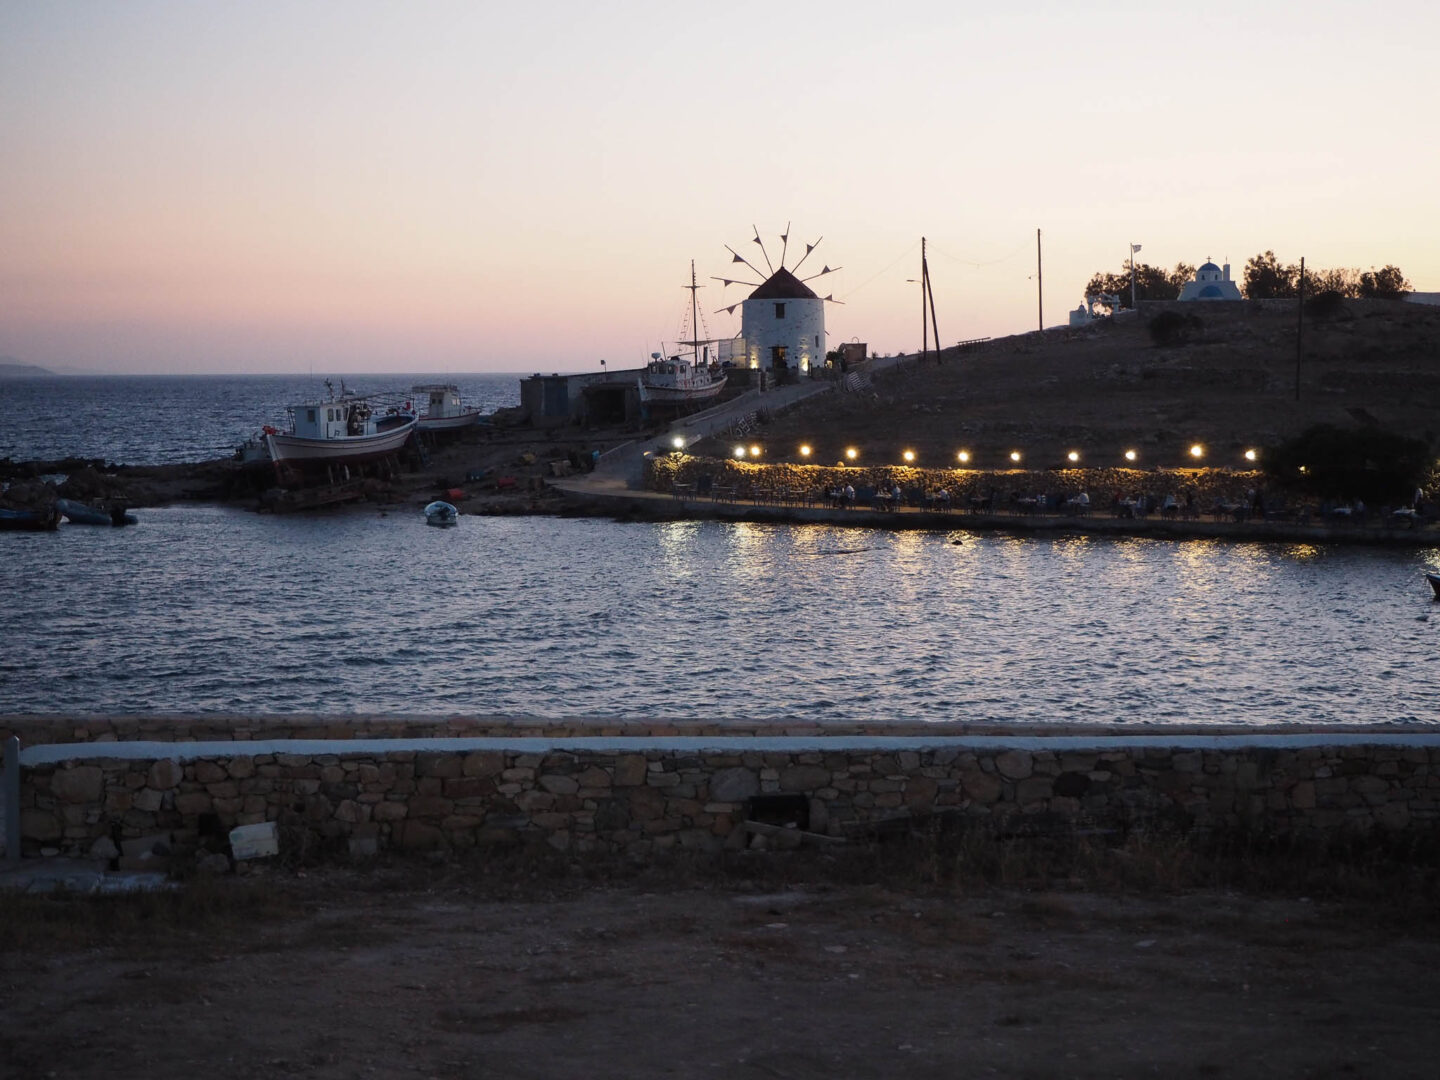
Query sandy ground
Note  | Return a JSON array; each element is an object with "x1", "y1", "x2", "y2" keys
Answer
[{"x1": 4, "y1": 862, "x2": 1440, "y2": 1080}]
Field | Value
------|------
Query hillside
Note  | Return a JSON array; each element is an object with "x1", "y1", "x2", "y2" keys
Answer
[
  {"x1": 720, "y1": 299, "x2": 1440, "y2": 472},
  {"x1": 0, "y1": 357, "x2": 55, "y2": 378}
]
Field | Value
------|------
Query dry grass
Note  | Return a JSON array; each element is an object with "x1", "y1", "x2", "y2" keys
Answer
[{"x1": 0, "y1": 874, "x2": 304, "y2": 953}]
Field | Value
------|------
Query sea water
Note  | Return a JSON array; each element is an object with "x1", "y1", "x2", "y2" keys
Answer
[
  {"x1": 2, "y1": 508, "x2": 1437, "y2": 724},
  {"x1": 1, "y1": 373, "x2": 522, "y2": 466}
]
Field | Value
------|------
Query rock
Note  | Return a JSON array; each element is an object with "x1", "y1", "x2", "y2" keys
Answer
[
  {"x1": 462, "y1": 752, "x2": 506, "y2": 778},
  {"x1": 228, "y1": 822, "x2": 279, "y2": 860},
  {"x1": 89, "y1": 836, "x2": 120, "y2": 861},
  {"x1": 334, "y1": 799, "x2": 368, "y2": 823},
  {"x1": 148, "y1": 759, "x2": 183, "y2": 791},
  {"x1": 372, "y1": 801, "x2": 408, "y2": 822},
  {"x1": 50, "y1": 765, "x2": 104, "y2": 803},
  {"x1": 174, "y1": 792, "x2": 213, "y2": 815},
  {"x1": 710, "y1": 767, "x2": 760, "y2": 803},
  {"x1": 193, "y1": 761, "x2": 228, "y2": 784},
  {"x1": 994, "y1": 751, "x2": 1034, "y2": 780},
  {"x1": 538, "y1": 774, "x2": 579, "y2": 795},
  {"x1": 121, "y1": 833, "x2": 172, "y2": 858},
  {"x1": 613, "y1": 755, "x2": 648, "y2": 787},
  {"x1": 779, "y1": 766, "x2": 831, "y2": 792},
  {"x1": 131, "y1": 787, "x2": 164, "y2": 812},
  {"x1": 959, "y1": 770, "x2": 1003, "y2": 803}
]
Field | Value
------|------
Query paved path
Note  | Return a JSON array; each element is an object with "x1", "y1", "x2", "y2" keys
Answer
[{"x1": 588, "y1": 378, "x2": 835, "y2": 487}]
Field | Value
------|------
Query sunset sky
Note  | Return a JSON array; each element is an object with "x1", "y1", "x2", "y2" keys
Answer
[{"x1": 2, "y1": 1, "x2": 1435, "y2": 375}]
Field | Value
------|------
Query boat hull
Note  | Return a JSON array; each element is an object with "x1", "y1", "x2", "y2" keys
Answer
[
  {"x1": 56, "y1": 498, "x2": 112, "y2": 525},
  {"x1": 0, "y1": 506, "x2": 60, "y2": 531},
  {"x1": 1427, "y1": 573, "x2": 1440, "y2": 599},
  {"x1": 417, "y1": 411, "x2": 481, "y2": 432},
  {"x1": 265, "y1": 418, "x2": 417, "y2": 464},
  {"x1": 637, "y1": 379, "x2": 727, "y2": 405}
]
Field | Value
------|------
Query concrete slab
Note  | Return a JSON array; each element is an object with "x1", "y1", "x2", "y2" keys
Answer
[{"x1": 0, "y1": 856, "x2": 172, "y2": 895}]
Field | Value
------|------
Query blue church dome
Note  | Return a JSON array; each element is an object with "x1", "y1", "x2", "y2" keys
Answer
[
  {"x1": 1198, "y1": 262, "x2": 1221, "y2": 274},
  {"x1": 1198, "y1": 284, "x2": 1225, "y2": 298}
]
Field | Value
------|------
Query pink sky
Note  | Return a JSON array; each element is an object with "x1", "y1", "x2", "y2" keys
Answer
[{"x1": 3, "y1": 2, "x2": 1436, "y2": 374}]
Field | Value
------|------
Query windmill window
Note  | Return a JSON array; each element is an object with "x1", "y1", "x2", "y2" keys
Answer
[{"x1": 774, "y1": 303, "x2": 785, "y2": 319}]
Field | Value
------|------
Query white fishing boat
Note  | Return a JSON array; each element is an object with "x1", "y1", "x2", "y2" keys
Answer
[
  {"x1": 412, "y1": 384, "x2": 483, "y2": 432},
  {"x1": 637, "y1": 354, "x2": 727, "y2": 405},
  {"x1": 264, "y1": 382, "x2": 417, "y2": 467},
  {"x1": 637, "y1": 262, "x2": 729, "y2": 407}
]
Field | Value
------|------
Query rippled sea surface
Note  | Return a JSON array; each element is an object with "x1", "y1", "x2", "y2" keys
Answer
[
  {"x1": 2, "y1": 373, "x2": 520, "y2": 465},
  {"x1": 3, "y1": 510, "x2": 1437, "y2": 724}
]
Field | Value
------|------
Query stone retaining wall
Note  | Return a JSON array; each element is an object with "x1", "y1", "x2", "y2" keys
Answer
[{"x1": 12, "y1": 735, "x2": 1440, "y2": 866}]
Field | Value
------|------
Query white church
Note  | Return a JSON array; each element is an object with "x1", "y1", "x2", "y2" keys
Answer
[{"x1": 1178, "y1": 260, "x2": 1243, "y2": 301}]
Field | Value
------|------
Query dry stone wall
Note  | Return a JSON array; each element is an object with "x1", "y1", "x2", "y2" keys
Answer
[{"x1": 13, "y1": 736, "x2": 1440, "y2": 866}]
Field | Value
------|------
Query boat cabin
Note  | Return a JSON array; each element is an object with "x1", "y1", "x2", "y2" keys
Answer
[
  {"x1": 287, "y1": 398, "x2": 411, "y2": 440},
  {"x1": 412, "y1": 384, "x2": 466, "y2": 420},
  {"x1": 289, "y1": 401, "x2": 370, "y2": 440}
]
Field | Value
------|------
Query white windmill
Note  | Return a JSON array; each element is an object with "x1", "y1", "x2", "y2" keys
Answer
[{"x1": 712, "y1": 224, "x2": 842, "y2": 379}]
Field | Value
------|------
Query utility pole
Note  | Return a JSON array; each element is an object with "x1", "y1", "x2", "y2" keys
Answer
[
  {"x1": 1036, "y1": 228, "x2": 1043, "y2": 332},
  {"x1": 920, "y1": 237, "x2": 930, "y2": 363},
  {"x1": 924, "y1": 250, "x2": 940, "y2": 362},
  {"x1": 1296, "y1": 255, "x2": 1305, "y2": 402}
]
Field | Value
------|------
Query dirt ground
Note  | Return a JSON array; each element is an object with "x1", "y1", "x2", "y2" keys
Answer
[{"x1": 4, "y1": 859, "x2": 1439, "y2": 1080}]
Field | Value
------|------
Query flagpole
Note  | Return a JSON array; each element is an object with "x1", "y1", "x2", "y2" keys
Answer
[{"x1": 1129, "y1": 243, "x2": 1137, "y2": 310}]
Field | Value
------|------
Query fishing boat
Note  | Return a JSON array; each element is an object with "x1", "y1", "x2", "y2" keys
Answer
[
  {"x1": 423, "y1": 500, "x2": 459, "y2": 527},
  {"x1": 1426, "y1": 572, "x2": 1440, "y2": 599},
  {"x1": 637, "y1": 262, "x2": 729, "y2": 407},
  {"x1": 638, "y1": 354, "x2": 727, "y2": 406},
  {"x1": 0, "y1": 506, "x2": 60, "y2": 531},
  {"x1": 412, "y1": 384, "x2": 483, "y2": 432},
  {"x1": 264, "y1": 382, "x2": 417, "y2": 469}
]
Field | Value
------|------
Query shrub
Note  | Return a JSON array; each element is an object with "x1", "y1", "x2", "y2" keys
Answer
[
  {"x1": 1305, "y1": 290, "x2": 1348, "y2": 321},
  {"x1": 1263, "y1": 424, "x2": 1432, "y2": 503},
  {"x1": 1148, "y1": 311, "x2": 1202, "y2": 347}
]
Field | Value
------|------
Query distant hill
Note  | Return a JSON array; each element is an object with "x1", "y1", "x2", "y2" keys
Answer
[{"x1": 0, "y1": 357, "x2": 56, "y2": 378}]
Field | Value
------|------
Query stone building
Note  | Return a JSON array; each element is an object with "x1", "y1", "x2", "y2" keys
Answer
[{"x1": 740, "y1": 268, "x2": 826, "y2": 377}]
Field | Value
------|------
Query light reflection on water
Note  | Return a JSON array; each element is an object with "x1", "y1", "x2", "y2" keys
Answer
[{"x1": 1, "y1": 508, "x2": 1438, "y2": 724}]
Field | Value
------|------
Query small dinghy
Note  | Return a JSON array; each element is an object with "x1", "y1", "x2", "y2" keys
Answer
[
  {"x1": 1427, "y1": 573, "x2": 1440, "y2": 600},
  {"x1": 423, "y1": 501, "x2": 459, "y2": 527},
  {"x1": 0, "y1": 506, "x2": 60, "y2": 531},
  {"x1": 57, "y1": 498, "x2": 137, "y2": 526}
]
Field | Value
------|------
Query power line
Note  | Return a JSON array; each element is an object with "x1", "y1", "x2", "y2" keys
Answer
[{"x1": 839, "y1": 239, "x2": 920, "y2": 301}]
